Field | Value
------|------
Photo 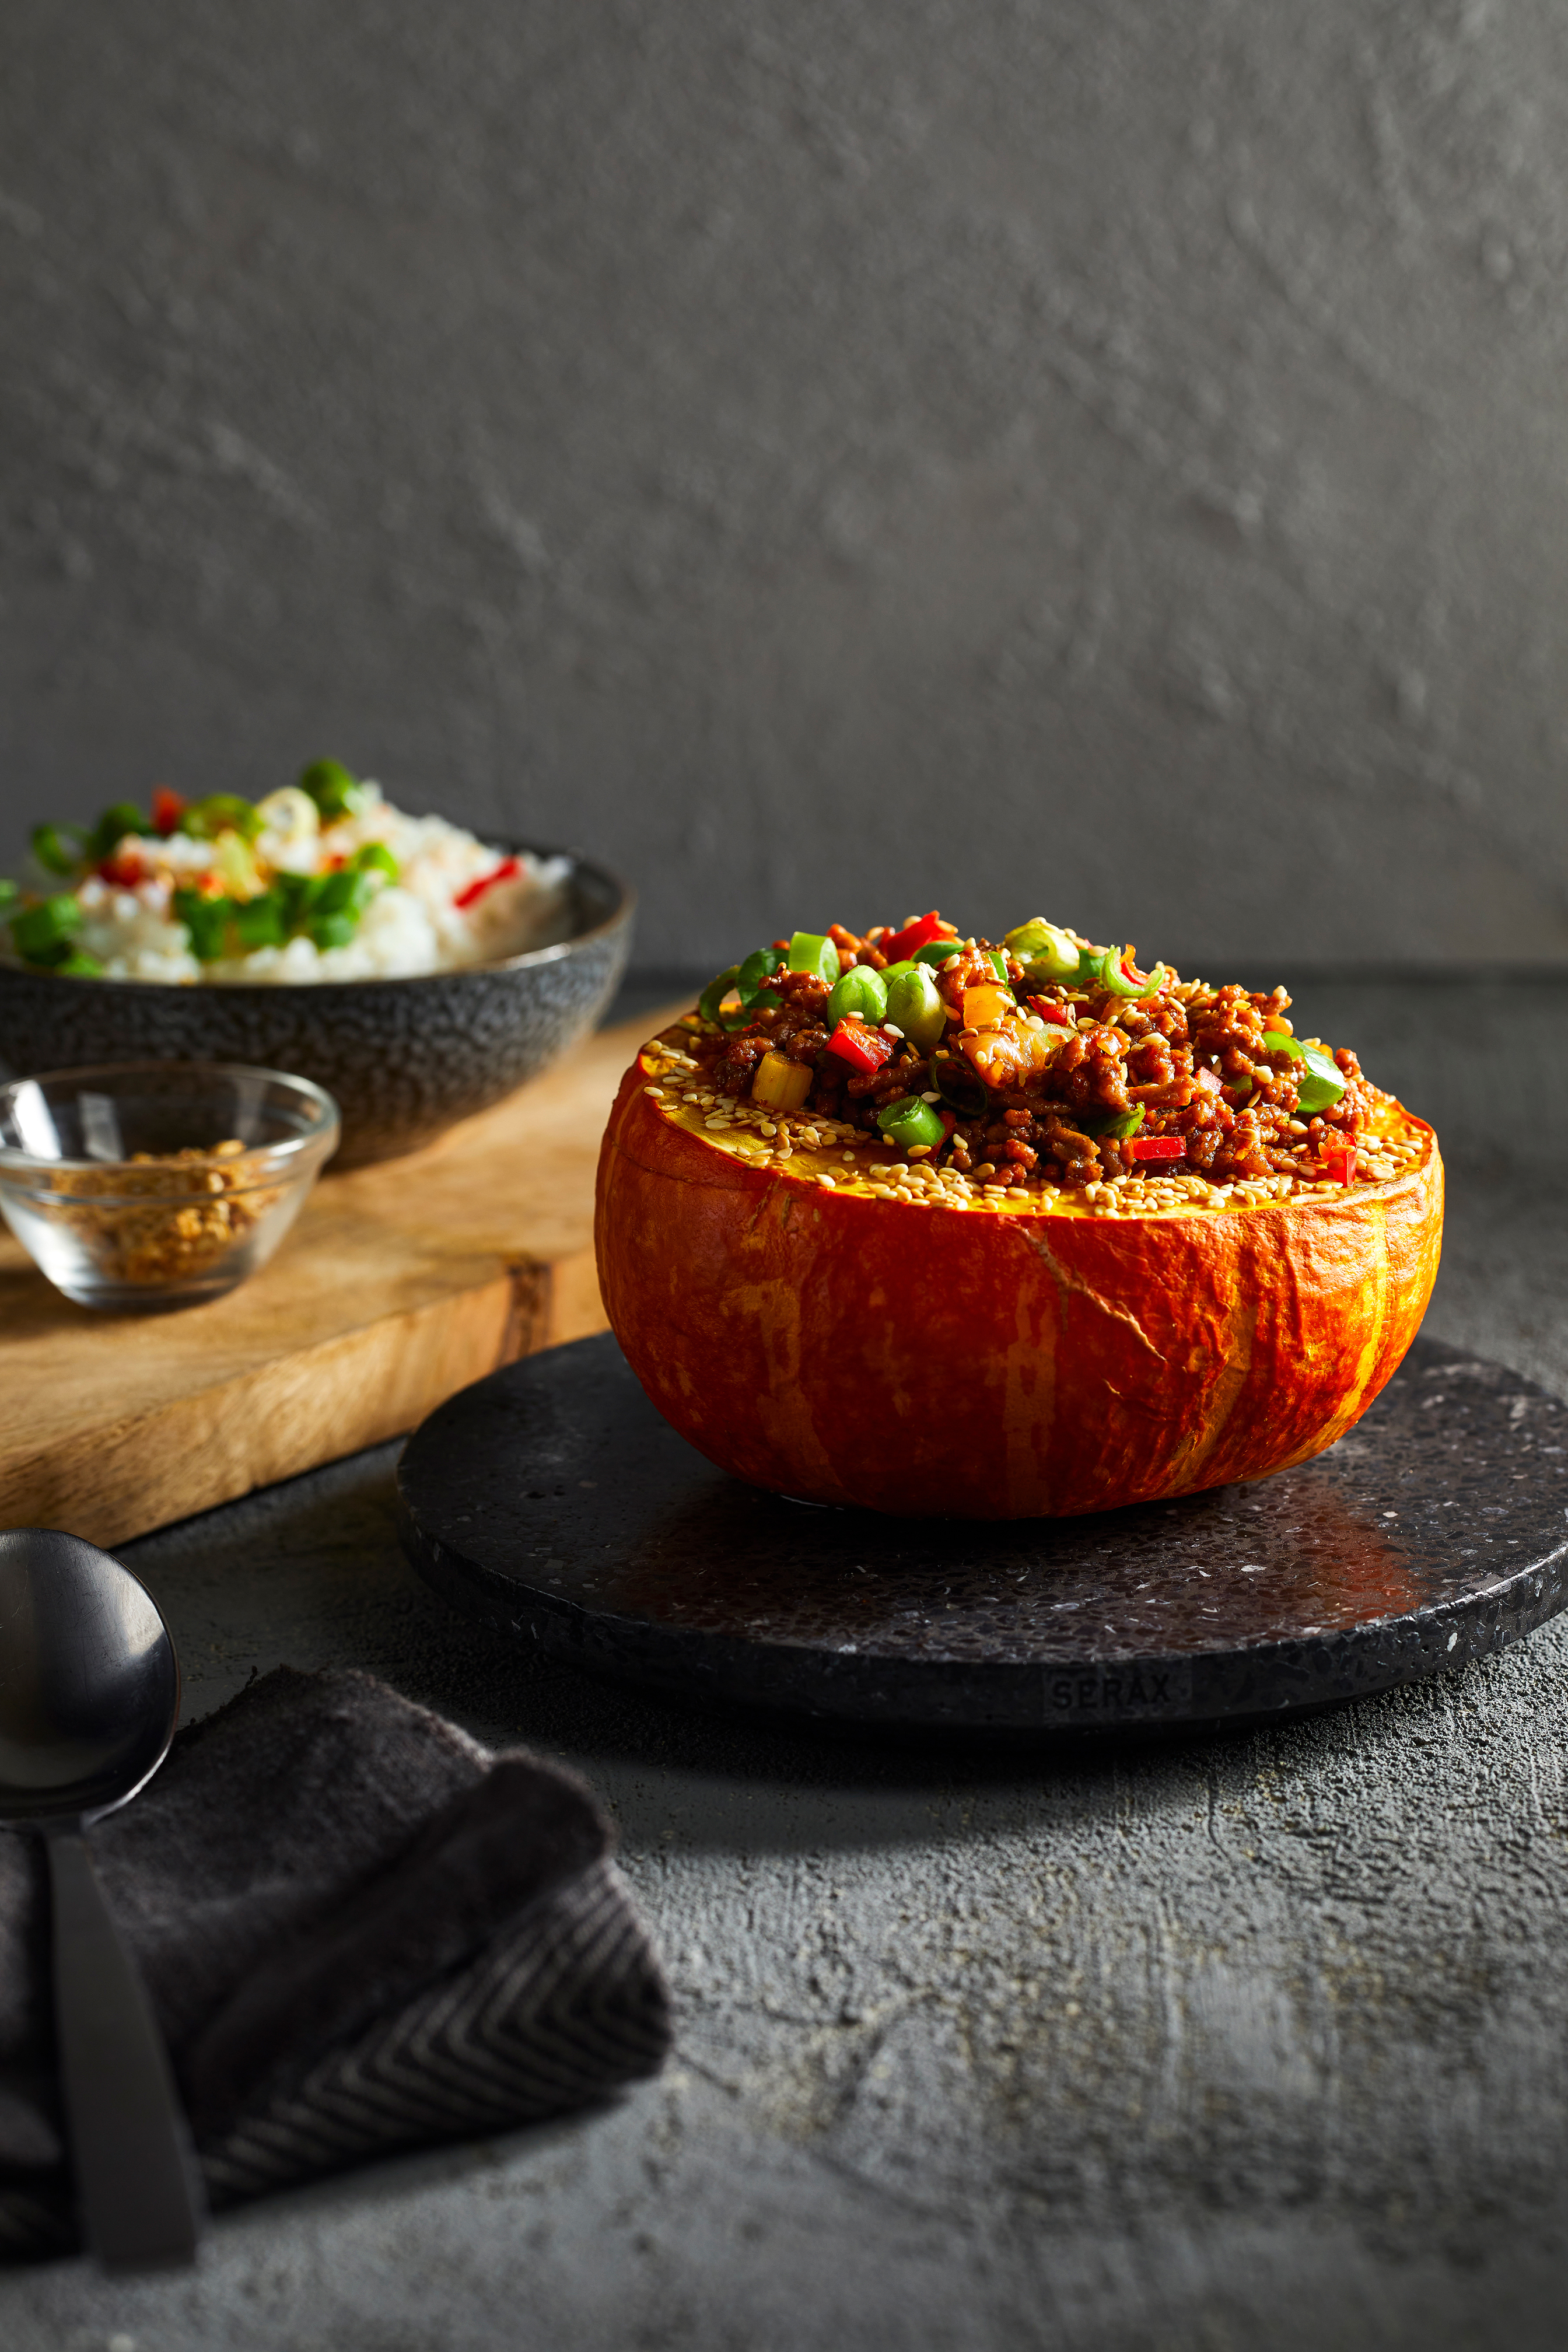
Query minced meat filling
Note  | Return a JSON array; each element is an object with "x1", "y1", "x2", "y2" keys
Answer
[{"x1": 690, "y1": 918, "x2": 1381, "y2": 1194}]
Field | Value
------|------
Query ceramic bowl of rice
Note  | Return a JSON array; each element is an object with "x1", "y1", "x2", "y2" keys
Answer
[{"x1": 0, "y1": 764, "x2": 634, "y2": 1167}]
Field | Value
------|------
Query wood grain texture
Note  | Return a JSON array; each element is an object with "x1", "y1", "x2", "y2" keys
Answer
[{"x1": 0, "y1": 1005, "x2": 677, "y2": 1547}]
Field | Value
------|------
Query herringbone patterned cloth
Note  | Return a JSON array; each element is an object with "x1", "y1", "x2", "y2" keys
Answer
[{"x1": 0, "y1": 1668, "x2": 671, "y2": 2259}]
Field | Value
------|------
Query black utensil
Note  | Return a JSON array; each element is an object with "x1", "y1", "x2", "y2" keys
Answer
[{"x1": 0, "y1": 1527, "x2": 201, "y2": 2267}]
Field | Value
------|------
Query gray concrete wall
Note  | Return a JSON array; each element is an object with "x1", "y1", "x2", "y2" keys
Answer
[{"x1": 4, "y1": 1, "x2": 1568, "y2": 972}]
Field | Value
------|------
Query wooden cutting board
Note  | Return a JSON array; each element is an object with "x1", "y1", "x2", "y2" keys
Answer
[{"x1": 0, "y1": 1003, "x2": 680, "y2": 1548}]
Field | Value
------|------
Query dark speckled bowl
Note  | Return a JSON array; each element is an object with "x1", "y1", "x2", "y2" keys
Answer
[{"x1": 0, "y1": 850, "x2": 634, "y2": 1168}]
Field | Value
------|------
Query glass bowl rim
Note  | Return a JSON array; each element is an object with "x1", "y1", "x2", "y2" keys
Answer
[{"x1": 0, "y1": 1059, "x2": 340, "y2": 1180}]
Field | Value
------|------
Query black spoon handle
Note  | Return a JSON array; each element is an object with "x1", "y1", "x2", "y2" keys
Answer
[{"x1": 46, "y1": 1825, "x2": 203, "y2": 2269}]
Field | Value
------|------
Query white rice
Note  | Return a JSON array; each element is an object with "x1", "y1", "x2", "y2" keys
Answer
[{"x1": 49, "y1": 785, "x2": 576, "y2": 985}]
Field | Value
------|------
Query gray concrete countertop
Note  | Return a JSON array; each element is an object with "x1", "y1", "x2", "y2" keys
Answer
[{"x1": 3, "y1": 978, "x2": 1566, "y2": 2351}]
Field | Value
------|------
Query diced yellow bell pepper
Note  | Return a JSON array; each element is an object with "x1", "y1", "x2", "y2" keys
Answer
[{"x1": 962, "y1": 983, "x2": 1013, "y2": 1032}]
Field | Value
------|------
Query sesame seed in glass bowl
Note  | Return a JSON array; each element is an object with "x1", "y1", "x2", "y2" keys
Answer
[{"x1": 0, "y1": 1062, "x2": 340, "y2": 1311}]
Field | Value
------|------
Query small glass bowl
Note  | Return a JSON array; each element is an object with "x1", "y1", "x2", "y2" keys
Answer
[{"x1": 0, "y1": 1061, "x2": 340, "y2": 1311}]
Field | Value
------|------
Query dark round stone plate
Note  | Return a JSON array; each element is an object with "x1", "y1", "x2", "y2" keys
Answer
[{"x1": 396, "y1": 1332, "x2": 1568, "y2": 1735}]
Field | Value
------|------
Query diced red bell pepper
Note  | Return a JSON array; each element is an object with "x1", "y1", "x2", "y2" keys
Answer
[
  {"x1": 825, "y1": 1017, "x2": 895, "y2": 1074},
  {"x1": 454, "y1": 855, "x2": 522, "y2": 911},
  {"x1": 1323, "y1": 1143, "x2": 1356, "y2": 1186},
  {"x1": 97, "y1": 853, "x2": 145, "y2": 888},
  {"x1": 881, "y1": 910, "x2": 953, "y2": 963},
  {"x1": 1128, "y1": 1135, "x2": 1185, "y2": 1162},
  {"x1": 1027, "y1": 997, "x2": 1071, "y2": 1026},
  {"x1": 151, "y1": 786, "x2": 186, "y2": 836}
]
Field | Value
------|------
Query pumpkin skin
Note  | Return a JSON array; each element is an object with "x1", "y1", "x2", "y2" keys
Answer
[{"x1": 594, "y1": 1042, "x2": 1444, "y2": 1520}]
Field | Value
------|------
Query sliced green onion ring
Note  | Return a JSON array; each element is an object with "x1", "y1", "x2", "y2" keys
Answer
[
  {"x1": 1003, "y1": 919, "x2": 1079, "y2": 983},
  {"x1": 698, "y1": 965, "x2": 743, "y2": 1026},
  {"x1": 32, "y1": 824, "x2": 88, "y2": 877},
  {"x1": 1093, "y1": 948, "x2": 1170, "y2": 1001},
  {"x1": 87, "y1": 802, "x2": 153, "y2": 860},
  {"x1": 1294, "y1": 1044, "x2": 1346, "y2": 1115},
  {"x1": 876, "y1": 1095, "x2": 947, "y2": 1150},
  {"x1": 787, "y1": 930, "x2": 839, "y2": 987},
  {"x1": 737, "y1": 946, "x2": 786, "y2": 1003},
  {"x1": 884, "y1": 965, "x2": 946, "y2": 1053},
  {"x1": 298, "y1": 760, "x2": 373, "y2": 821},
  {"x1": 1078, "y1": 1104, "x2": 1146, "y2": 1139},
  {"x1": 827, "y1": 965, "x2": 888, "y2": 1026},
  {"x1": 184, "y1": 793, "x2": 264, "y2": 844},
  {"x1": 932, "y1": 1052, "x2": 988, "y2": 1118}
]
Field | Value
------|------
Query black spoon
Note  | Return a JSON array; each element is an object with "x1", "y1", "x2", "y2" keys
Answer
[{"x1": 0, "y1": 1527, "x2": 202, "y2": 2267}]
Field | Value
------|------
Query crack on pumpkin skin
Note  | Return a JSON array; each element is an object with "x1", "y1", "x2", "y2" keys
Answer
[
  {"x1": 1017, "y1": 1228, "x2": 1167, "y2": 1363},
  {"x1": 1172, "y1": 1289, "x2": 1260, "y2": 1488}
]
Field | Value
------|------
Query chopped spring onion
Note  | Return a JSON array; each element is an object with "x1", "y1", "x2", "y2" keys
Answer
[
  {"x1": 1090, "y1": 947, "x2": 1170, "y2": 1001},
  {"x1": 698, "y1": 965, "x2": 742, "y2": 1025},
  {"x1": 212, "y1": 828, "x2": 262, "y2": 896},
  {"x1": 232, "y1": 892, "x2": 287, "y2": 950},
  {"x1": 1079, "y1": 1104, "x2": 1146, "y2": 1139},
  {"x1": 1294, "y1": 1044, "x2": 1346, "y2": 1115},
  {"x1": 827, "y1": 964, "x2": 888, "y2": 1026},
  {"x1": 298, "y1": 760, "x2": 374, "y2": 821},
  {"x1": 308, "y1": 864, "x2": 379, "y2": 946},
  {"x1": 184, "y1": 793, "x2": 265, "y2": 844},
  {"x1": 172, "y1": 887, "x2": 231, "y2": 962},
  {"x1": 310, "y1": 912, "x2": 359, "y2": 950},
  {"x1": 10, "y1": 893, "x2": 85, "y2": 967},
  {"x1": 876, "y1": 1095, "x2": 947, "y2": 1150},
  {"x1": 932, "y1": 1051, "x2": 988, "y2": 1118},
  {"x1": 31, "y1": 824, "x2": 87, "y2": 876},
  {"x1": 1003, "y1": 918, "x2": 1080, "y2": 984},
  {"x1": 737, "y1": 945, "x2": 786, "y2": 1005},
  {"x1": 787, "y1": 930, "x2": 840, "y2": 987},
  {"x1": 87, "y1": 802, "x2": 155, "y2": 861},
  {"x1": 883, "y1": 965, "x2": 946, "y2": 1053},
  {"x1": 751, "y1": 1051, "x2": 813, "y2": 1114}
]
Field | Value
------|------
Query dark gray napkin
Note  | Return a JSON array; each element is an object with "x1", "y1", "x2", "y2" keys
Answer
[{"x1": 0, "y1": 1667, "x2": 671, "y2": 2259}]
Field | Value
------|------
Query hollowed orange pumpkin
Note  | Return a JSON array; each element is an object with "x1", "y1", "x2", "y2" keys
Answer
[{"x1": 594, "y1": 1040, "x2": 1443, "y2": 1520}]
